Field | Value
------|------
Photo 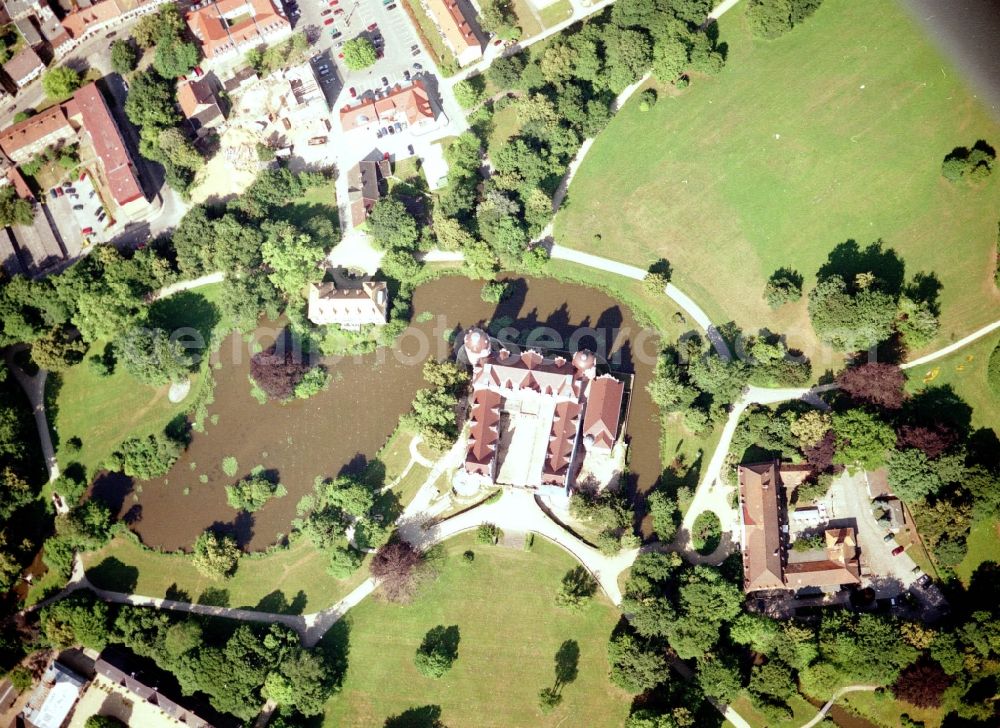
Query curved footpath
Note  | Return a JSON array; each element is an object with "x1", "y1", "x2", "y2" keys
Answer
[
  {"x1": 797, "y1": 685, "x2": 877, "y2": 728},
  {"x1": 901, "y1": 319, "x2": 1000, "y2": 369}
]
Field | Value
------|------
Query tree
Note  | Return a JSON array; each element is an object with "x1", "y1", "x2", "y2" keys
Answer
[
  {"x1": 832, "y1": 409, "x2": 895, "y2": 470},
  {"x1": 42, "y1": 67, "x2": 81, "y2": 99},
  {"x1": 808, "y1": 274, "x2": 897, "y2": 351},
  {"x1": 249, "y1": 342, "x2": 312, "y2": 401},
  {"x1": 637, "y1": 89, "x2": 656, "y2": 111},
  {"x1": 538, "y1": 686, "x2": 561, "y2": 713},
  {"x1": 110, "y1": 39, "x2": 138, "y2": 75},
  {"x1": 342, "y1": 37, "x2": 377, "y2": 70},
  {"x1": 370, "y1": 540, "x2": 425, "y2": 603},
  {"x1": 264, "y1": 650, "x2": 332, "y2": 716},
  {"x1": 479, "y1": 0, "x2": 520, "y2": 41},
  {"x1": 0, "y1": 185, "x2": 34, "y2": 227},
  {"x1": 653, "y1": 38, "x2": 687, "y2": 83},
  {"x1": 124, "y1": 71, "x2": 180, "y2": 128},
  {"x1": 891, "y1": 660, "x2": 951, "y2": 708},
  {"x1": 413, "y1": 625, "x2": 460, "y2": 678},
  {"x1": 486, "y1": 54, "x2": 525, "y2": 89},
  {"x1": 643, "y1": 259, "x2": 671, "y2": 293},
  {"x1": 157, "y1": 128, "x2": 204, "y2": 171},
  {"x1": 555, "y1": 566, "x2": 597, "y2": 610},
  {"x1": 368, "y1": 198, "x2": 418, "y2": 251},
  {"x1": 696, "y1": 652, "x2": 743, "y2": 703},
  {"x1": 40, "y1": 591, "x2": 110, "y2": 650},
  {"x1": 453, "y1": 78, "x2": 485, "y2": 109},
  {"x1": 30, "y1": 326, "x2": 87, "y2": 370},
  {"x1": 764, "y1": 267, "x2": 803, "y2": 308},
  {"x1": 322, "y1": 475, "x2": 375, "y2": 517},
  {"x1": 607, "y1": 632, "x2": 666, "y2": 693},
  {"x1": 646, "y1": 490, "x2": 678, "y2": 541},
  {"x1": 480, "y1": 280, "x2": 510, "y2": 303},
  {"x1": 116, "y1": 327, "x2": 193, "y2": 385},
  {"x1": 836, "y1": 363, "x2": 907, "y2": 409},
  {"x1": 112, "y1": 432, "x2": 181, "y2": 479},
  {"x1": 896, "y1": 295, "x2": 939, "y2": 349},
  {"x1": 887, "y1": 448, "x2": 965, "y2": 503},
  {"x1": 226, "y1": 471, "x2": 287, "y2": 512},
  {"x1": 261, "y1": 226, "x2": 324, "y2": 296},
  {"x1": 154, "y1": 35, "x2": 199, "y2": 78},
  {"x1": 327, "y1": 544, "x2": 363, "y2": 578},
  {"x1": 941, "y1": 140, "x2": 995, "y2": 182},
  {"x1": 85, "y1": 716, "x2": 127, "y2": 728},
  {"x1": 192, "y1": 530, "x2": 240, "y2": 579}
]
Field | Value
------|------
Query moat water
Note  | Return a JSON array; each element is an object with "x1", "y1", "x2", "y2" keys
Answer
[{"x1": 94, "y1": 275, "x2": 664, "y2": 551}]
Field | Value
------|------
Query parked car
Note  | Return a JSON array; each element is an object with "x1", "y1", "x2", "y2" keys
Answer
[
  {"x1": 915, "y1": 574, "x2": 932, "y2": 588},
  {"x1": 376, "y1": 130, "x2": 383, "y2": 138},
  {"x1": 349, "y1": 86, "x2": 357, "y2": 97},
  {"x1": 883, "y1": 533, "x2": 894, "y2": 543},
  {"x1": 55, "y1": 187, "x2": 64, "y2": 197},
  {"x1": 319, "y1": 67, "x2": 330, "y2": 75},
  {"x1": 321, "y1": 8, "x2": 331, "y2": 14},
  {"x1": 48, "y1": 189, "x2": 58, "y2": 200},
  {"x1": 331, "y1": 31, "x2": 342, "y2": 39},
  {"x1": 96, "y1": 211, "x2": 106, "y2": 221},
  {"x1": 386, "y1": 4, "x2": 396, "y2": 9},
  {"x1": 81, "y1": 227, "x2": 93, "y2": 235},
  {"x1": 72, "y1": 204, "x2": 84, "y2": 210},
  {"x1": 411, "y1": 48, "x2": 420, "y2": 57},
  {"x1": 368, "y1": 22, "x2": 378, "y2": 31},
  {"x1": 493, "y1": 38, "x2": 503, "y2": 46},
  {"x1": 403, "y1": 69, "x2": 410, "y2": 81},
  {"x1": 413, "y1": 62, "x2": 422, "y2": 69},
  {"x1": 324, "y1": 17, "x2": 334, "y2": 24},
  {"x1": 381, "y1": 76, "x2": 389, "y2": 86},
  {"x1": 410, "y1": 44, "x2": 419, "y2": 52},
  {"x1": 407, "y1": 144, "x2": 414, "y2": 155},
  {"x1": 334, "y1": 7, "x2": 343, "y2": 14},
  {"x1": 891, "y1": 545, "x2": 905, "y2": 556},
  {"x1": 387, "y1": 125, "x2": 395, "y2": 135},
  {"x1": 329, "y1": 0, "x2": 338, "y2": 4},
  {"x1": 376, "y1": 49, "x2": 383, "y2": 59}
]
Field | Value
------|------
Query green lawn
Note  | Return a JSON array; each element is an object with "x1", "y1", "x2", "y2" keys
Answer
[
  {"x1": 82, "y1": 536, "x2": 369, "y2": 614},
  {"x1": 728, "y1": 693, "x2": 820, "y2": 728},
  {"x1": 319, "y1": 533, "x2": 630, "y2": 727},
  {"x1": 277, "y1": 178, "x2": 339, "y2": 236},
  {"x1": 538, "y1": 0, "x2": 572, "y2": 28},
  {"x1": 50, "y1": 284, "x2": 224, "y2": 477},
  {"x1": 841, "y1": 689, "x2": 943, "y2": 728},
  {"x1": 511, "y1": 0, "x2": 543, "y2": 38},
  {"x1": 555, "y1": 0, "x2": 1000, "y2": 364},
  {"x1": 488, "y1": 103, "x2": 524, "y2": 158},
  {"x1": 905, "y1": 330, "x2": 1000, "y2": 583}
]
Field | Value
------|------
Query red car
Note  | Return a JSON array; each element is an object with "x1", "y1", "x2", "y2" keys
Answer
[
  {"x1": 329, "y1": 0, "x2": 338, "y2": 4},
  {"x1": 323, "y1": 17, "x2": 334, "y2": 24},
  {"x1": 349, "y1": 86, "x2": 357, "y2": 97},
  {"x1": 891, "y1": 545, "x2": 905, "y2": 556},
  {"x1": 367, "y1": 22, "x2": 377, "y2": 31}
]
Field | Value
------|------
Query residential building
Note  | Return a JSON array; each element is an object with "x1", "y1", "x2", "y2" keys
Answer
[
  {"x1": 59, "y1": 0, "x2": 166, "y2": 56},
  {"x1": 0, "y1": 105, "x2": 74, "y2": 163},
  {"x1": 20, "y1": 661, "x2": 87, "y2": 728},
  {"x1": 738, "y1": 460, "x2": 861, "y2": 593},
  {"x1": 14, "y1": 14, "x2": 43, "y2": 48},
  {"x1": 424, "y1": 0, "x2": 482, "y2": 66},
  {"x1": 6, "y1": 209, "x2": 66, "y2": 276},
  {"x1": 460, "y1": 329, "x2": 625, "y2": 496},
  {"x1": 65, "y1": 82, "x2": 147, "y2": 214},
  {"x1": 178, "y1": 75, "x2": 226, "y2": 137},
  {"x1": 338, "y1": 80, "x2": 435, "y2": 134},
  {"x1": 186, "y1": 0, "x2": 291, "y2": 61},
  {"x1": 4, "y1": 46, "x2": 45, "y2": 89},
  {"x1": 222, "y1": 65, "x2": 259, "y2": 95},
  {"x1": 307, "y1": 280, "x2": 389, "y2": 329},
  {"x1": 347, "y1": 158, "x2": 390, "y2": 227}
]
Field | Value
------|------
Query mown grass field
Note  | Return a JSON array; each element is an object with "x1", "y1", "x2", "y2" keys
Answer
[
  {"x1": 50, "y1": 284, "x2": 224, "y2": 477},
  {"x1": 82, "y1": 536, "x2": 370, "y2": 614},
  {"x1": 906, "y1": 330, "x2": 1000, "y2": 584},
  {"x1": 319, "y1": 533, "x2": 630, "y2": 727},
  {"x1": 555, "y1": 0, "x2": 1000, "y2": 365}
]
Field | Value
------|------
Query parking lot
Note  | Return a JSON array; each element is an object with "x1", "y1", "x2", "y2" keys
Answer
[{"x1": 48, "y1": 172, "x2": 111, "y2": 244}]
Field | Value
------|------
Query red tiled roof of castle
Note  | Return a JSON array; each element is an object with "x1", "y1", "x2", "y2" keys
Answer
[
  {"x1": 582, "y1": 374, "x2": 623, "y2": 450},
  {"x1": 541, "y1": 401, "x2": 581, "y2": 486},
  {"x1": 465, "y1": 389, "x2": 502, "y2": 477}
]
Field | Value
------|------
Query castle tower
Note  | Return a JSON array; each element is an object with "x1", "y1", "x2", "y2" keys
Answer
[
  {"x1": 463, "y1": 327, "x2": 492, "y2": 366},
  {"x1": 572, "y1": 349, "x2": 596, "y2": 378}
]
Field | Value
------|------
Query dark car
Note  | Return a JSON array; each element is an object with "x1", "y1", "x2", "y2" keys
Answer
[
  {"x1": 72, "y1": 204, "x2": 84, "y2": 210},
  {"x1": 891, "y1": 545, "x2": 905, "y2": 556},
  {"x1": 49, "y1": 188, "x2": 58, "y2": 200},
  {"x1": 413, "y1": 62, "x2": 422, "y2": 70},
  {"x1": 386, "y1": 3, "x2": 395, "y2": 8},
  {"x1": 403, "y1": 69, "x2": 410, "y2": 81},
  {"x1": 407, "y1": 144, "x2": 414, "y2": 155},
  {"x1": 381, "y1": 76, "x2": 389, "y2": 86}
]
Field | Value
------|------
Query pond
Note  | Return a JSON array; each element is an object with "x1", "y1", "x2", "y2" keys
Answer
[{"x1": 96, "y1": 275, "x2": 663, "y2": 551}]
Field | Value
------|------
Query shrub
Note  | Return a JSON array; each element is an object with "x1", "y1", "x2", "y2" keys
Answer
[
  {"x1": 638, "y1": 89, "x2": 657, "y2": 111},
  {"x1": 327, "y1": 545, "x2": 363, "y2": 579},
  {"x1": 763, "y1": 267, "x2": 803, "y2": 308},
  {"x1": 113, "y1": 432, "x2": 181, "y2": 480},
  {"x1": 293, "y1": 366, "x2": 330, "y2": 399},
  {"x1": 555, "y1": 566, "x2": 598, "y2": 610},
  {"x1": 691, "y1": 511, "x2": 722, "y2": 554},
  {"x1": 249, "y1": 343, "x2": 312, "y2": 401},
  {"x1": 192, "y1": 530, "x2": 240, "y2": 579},
  {"x1": 222, "y1": 456, "x2": 238, "y2": 477},
  {"x1": 413, "y1": 625, "x2": 459, "y2": 678},
  {"x1": 941, "y1": 140, "x2": 995, "y2": 182},
  {"x1": 476, "y1": 523, "x2": 502, "y2": 544},
  {"x1": 462, "y1": 550, "x2": 475, "y2": 563},
  {"x1": 225, "y1": 470, "x2": 286, "y2": 512},
  {"x1": 9, "y1": 666, "x2": 32, "y2": 691},
  {"x1": 480, "y1": 280, "x2": 510, "y2": 303}
]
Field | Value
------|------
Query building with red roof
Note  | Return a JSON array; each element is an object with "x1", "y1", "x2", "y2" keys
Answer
[
  {"x1": 459, "y1": 328, "x2": 626, "y2": 497},
  {"x1": 186, "y1": 0, "x2": 290, "y2": 61},
  {"x1": 338, "y1": 80, "x2": 435, "y2": 134},
  {"x1": 424, "y1": 0, "x2": 482, "y2": 67},
  {"x1": 67, "y1": 82, "x2": 147, "y2": 213}
]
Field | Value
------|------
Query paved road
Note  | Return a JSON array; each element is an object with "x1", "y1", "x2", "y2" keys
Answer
[
  {"x1": 4, "y1": 346, "x2": 59, "y2": 483},
  {"x1": 901, "y1": 319, "x2": 1000, "y2": 369}
]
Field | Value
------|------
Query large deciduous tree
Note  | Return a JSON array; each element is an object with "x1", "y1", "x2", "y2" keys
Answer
[
  {"x1": 836, "y1": 362, "x2": 906, "y2": 409},
  {"x1": 370, "y1": 540, "x2": 424, "y2": 603}
]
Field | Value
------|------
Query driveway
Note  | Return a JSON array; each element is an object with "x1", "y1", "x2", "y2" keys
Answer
[{"x1": 827, "y1": 470, "x2": 918, "y2": 595}]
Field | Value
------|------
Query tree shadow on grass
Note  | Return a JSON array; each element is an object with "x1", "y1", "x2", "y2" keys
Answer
[
  {"x1": 554, "y1": 639, "x2": 579, "y2": 691},
  {"x1": 148, "y1": 291, "x2": 221, "y2": 347},
  {"x1": 254, "y1": 589, "x2": 308, "y2": 615},
  {"x1": 316, "y1": 617, "x2": 351, "y2": 691},
  {"x1": 86, "y1": 557, "x2": 138, "y2": 593},
  {"x1": 903, "y1": 385, "x2": 974, "y2": 439},
  {"x1": 165, "y1": 583, "x2": 191, "y2": 602},
  {"x1": 196, "y1": 587, "x2": 230, "y2": 607},
  {"x1": 384, "y1": 705, "x2": 446, "y2": 728},
  {"x1": 816, "y1": 239, "x2": 905, "y2": 296}
]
